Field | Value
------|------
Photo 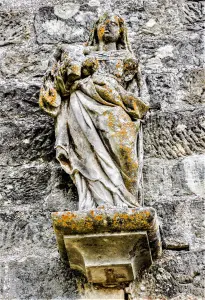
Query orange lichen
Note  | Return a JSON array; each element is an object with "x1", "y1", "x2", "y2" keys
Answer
[
  {"x1": 116, "y1": 61, "x2": 121, "y2": 69},
  {"x1": 97, "y1": 25, "x2": 105, "y2": 40},
  {"x1": 39, "y1": 87, "x2": 58, "y2": 108},
  {"x1": 90, "y1": 210, "x2": 95, "y2": 217},
  {"x1": 114, "y1": 16, "x2": 119, "y2": 24},
  {"x1": 94, "y1": 215, "x2": 103, "y2": 221},
  {"x1": 71, "y1": 64, "x2": 81, "y2": 74},
  {"x1": 52, "y1": 209, "x2": 155, "y2": 237},
  {"x1": 107, "y1": 112, "x2": 116, "y2": 130},
  {"x1": 111, "y1": 211, "x2": 152, "y2": 231}
]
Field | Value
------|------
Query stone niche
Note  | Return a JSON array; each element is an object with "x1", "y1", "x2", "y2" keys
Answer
[{"x1": 52, "y1": 207, "x2": 162, "y2": 297}]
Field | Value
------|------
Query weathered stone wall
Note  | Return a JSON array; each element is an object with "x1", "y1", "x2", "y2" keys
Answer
[{"x1": 0, "y1": 0, "x2": 204, "y2": 299}]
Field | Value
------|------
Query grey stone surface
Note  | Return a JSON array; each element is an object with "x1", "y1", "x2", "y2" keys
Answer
[
  {"x1": 0, "y1": 0, "x2": 204, "y2": 299},
  {"x1": 0, "y1": 254, "x2": 78, "y2": 299},
  {"x1": 143, "y1": 109, "x2": 205, "y2": 159},
  {"x1": 0, "y1": 45, "x2": 53, "y2": 80},
  {"x1": 129, "y1": 249, "x2": 204, "y2": 299},
  {"x1": 34, "y1": 6, "x2": 96, "y2": 44},
  {"x1": 0, "y1": 10, "x2": 32, "y2": 46}
]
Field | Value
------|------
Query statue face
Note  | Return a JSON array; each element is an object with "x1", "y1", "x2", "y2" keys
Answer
[{"x1": 97, "y1": 15, "x2": 120, "y2": 43}]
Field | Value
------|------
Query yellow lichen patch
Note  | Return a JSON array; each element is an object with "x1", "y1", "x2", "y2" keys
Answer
[
  {"x1": 94, "y1": 215, "x2": 103, "y2": 222},
  {"x1": 53, "y1": 212, "x2": 76, "y2": 228},
  {"x1": 52, "y1": 209, "x2": 155, "y2": 237},
  {"x1": 90, "y1": 210, "x2": 95, "y2": 217},
  {"x1": 52, "y1": 212, "x2": 58, "y2": 216},
  {"x1": 116, "y1": 61, "x2": 121, "y2": 70},
  {"x1": 114, "y1": 16, "x2": 119, "y2": 24},
  {"x1": 70, "y1": 64, "x2": 81, "y2": 74},
  {"x1": 84, "y1": 217, "x2": 94, "y2": 230},
  {"x1": 125, "y1": 94, "x2": 149, "y2": 118},
  {"x1": 107, "y1": 112, "x2": 116, "y2": 130},
  {"x1": 88, "y1": 210, "x2": 103, "y2": 222},
  {"x1": 97, "y1": 24, "x2": 105, "y2": 40},
  {"x1": 101, "y1": 109, "x2": 139, "y2": 194},
  {"x1": 39, "y1": 87, "x2": 58, "y2": 108},
  {"x1": 111, "y1": 211, "x2": 152, "y2": 231},
  {"x1": 104, "y1": 19, "x2": 110, "y2": 25}
]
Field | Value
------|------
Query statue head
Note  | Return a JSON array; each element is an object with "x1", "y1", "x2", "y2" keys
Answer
[{"x1": 87, "y1": 13, "x2": 132, "y2": 52}]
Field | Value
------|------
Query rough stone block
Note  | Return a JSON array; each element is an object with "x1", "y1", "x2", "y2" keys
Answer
[
  {"x1": 172, "y1": 154, "x2": 205, "y2": 197},
  {"x1": 145, "y1": 68, "x2": 204, "y2": 110},
  {"x1": 0, "y1": 209, "x2": 55, "y2": 251},
  {"x1": 143, "y1": 155, "x2": 205, "y2": 201},
  {"x1": 0, "y1": 164, "x2": 51, "y2": 206},
  {"x1": 0, "y1": 10, "x2": 31, "y2": 46},
  {"x1": 34, "y1": 5, "x2": 96, "y2": 44},
  {"x1": 0, "y1": 45, "x2": 53, "y2": 81},
  {"x1": 0, "y1": 118, "x2": 55, "y2": 165},
  {"x1": 182, "y1": 1, "x2": 204, "y2": 31},
  {"x1": 135, "y1": 30, "x2": 203, "y2": 67},
  {"x1": 146, "y1": 71, "x2": 179, "y2": 109},
  {"x1": 143, "y1": 156, "x2": 205, "y2": 250},
  {"x1": 0, "y1": 83, "x2": 40, "y2": 119},
  {"x1": 0, "y1": 254, "x2": 78, "y2": 300},
  {"x1": 143, "y1": 110, "x2": 205, "y2": 159},
  {"x1": 131, "y1": 250, "x2": 204, "y2": 299},
  {"x1": 178, "y1": 68, "x2": 205, "y2": 105},
  {"x1": 0, "y1": 163, "x2": 77, "y2": 209},
  {"x1": 155, "y1": 197, "x2": 204, "y2": 249},
  {"x1": 0, "y1": 83, "x2": 56, "y2": 164}
]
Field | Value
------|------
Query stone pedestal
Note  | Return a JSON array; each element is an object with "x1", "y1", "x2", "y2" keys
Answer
[
  {"x1": 52, "y1": 207, "x2": 162, "y2": 290},
  {"x1": 81, "y1": 287, "x2": 125, "y2": 299},
  {"x1": 64, "y1": 231, "x2": 152, "y2": 285}
]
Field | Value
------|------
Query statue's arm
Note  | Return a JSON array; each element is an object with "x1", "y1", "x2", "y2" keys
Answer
[
  {"x1": 135, "y1": 64, "x2": 150, "y2": 105},
  {"x1": 126, "y1": 64, "x2": 150, "y2": 105},
  {"x1": 39, "y1": 46, "x2": 63, "y2": 117},
  {"x1": 39, "y1": 79, "x2": 61, "y2": 118},
  {"x1": 39, "y1": 45, "x2": 82, "y2": 117},
  {"x1": 121, "y1": 59, "x2": 150, "y2": 120}
]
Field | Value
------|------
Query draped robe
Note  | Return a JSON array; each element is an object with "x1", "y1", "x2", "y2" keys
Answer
[{"x1": 40, "y1": 50, "x2": 149, "y2": 209}]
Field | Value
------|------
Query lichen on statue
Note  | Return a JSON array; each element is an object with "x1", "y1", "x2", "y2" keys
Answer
[{"x1": 39, "y1": 13, "x2": 150, "y2": 210}]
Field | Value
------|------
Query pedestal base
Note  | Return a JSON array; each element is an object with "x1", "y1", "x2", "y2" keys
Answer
[
  {"x1": 81, "y1": 287, "x2": 125, "y2": 299},
  {"x1": 65, "y1": 231, "x2": 152, "y2": 285},
  {"x1": 52, "y1": 207, "x2": 161, "y2": 287}
]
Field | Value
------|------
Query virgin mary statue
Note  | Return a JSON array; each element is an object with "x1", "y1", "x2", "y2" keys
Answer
[{"x1": 39, "y1": 13, "x2": 150, "y2": 210}]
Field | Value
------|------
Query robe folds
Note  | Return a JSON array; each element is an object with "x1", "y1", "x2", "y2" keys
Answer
[{"x1": 50, "y1": 74, "x2": 149, "y2": 209}]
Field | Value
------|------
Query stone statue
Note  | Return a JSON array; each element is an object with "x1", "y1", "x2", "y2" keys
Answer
[{"x1": 39, "y1": 13, "x2": 150, "y2": 210}]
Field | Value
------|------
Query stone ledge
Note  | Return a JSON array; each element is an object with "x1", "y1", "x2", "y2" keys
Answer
[{"x1": 51, "y1": 207, "x2": 162, "y2": 279}]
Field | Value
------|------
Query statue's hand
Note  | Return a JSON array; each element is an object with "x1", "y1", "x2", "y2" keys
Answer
[
  {"x1": 123, "y1": 58, "x2": 138, "y2": 82},
  {"x1": 53, "y1": 60, "x2": 81, "y2": 95},
  {"x1": 51, "y1": 60, "x2": 69, "y2": 96},
  {"x1": 67, "y1": 62, "x2": 81, "y2": 82},
  {"x1": 39, "y1": 85, "x2": 61, "y2": 108}
]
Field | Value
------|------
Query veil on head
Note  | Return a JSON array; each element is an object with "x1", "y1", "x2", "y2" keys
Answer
[{"x1": 87, "y1": 13, "x2": 133, "y2": 53}]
